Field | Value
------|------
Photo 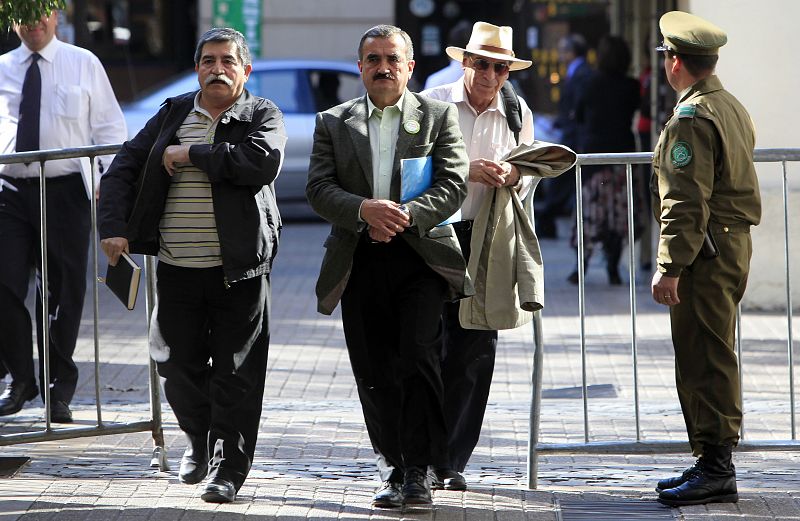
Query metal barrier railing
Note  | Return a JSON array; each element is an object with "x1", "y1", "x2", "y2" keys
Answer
[
  {"x1": 3, "y1": 145, "x2": 794, "y2": 482},
  {"x1": 0, "y1": 145, "x2": 167, "y2": 471},
  {"x1": 527, "y1": 148, "x2": 800, "y2": 488}
]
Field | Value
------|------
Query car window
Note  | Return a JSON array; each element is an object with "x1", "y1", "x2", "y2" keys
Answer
[
  {"x1": 129, "y1": 65, "x2": 363, "y2": 115},
  {"x1": 137, "y1": 74, "x2": 198, "y2": 107},
  {"x1": 309, "y1": 70, "x2": 364, "y2": 112},
  {"x1": 248, "y1": 70, "x2": 305, "y2": 114}
]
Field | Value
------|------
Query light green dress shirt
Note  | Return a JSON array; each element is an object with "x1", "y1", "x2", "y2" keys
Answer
[{"x1": 366, "y1": 93, "x2": 404, "y2": 201}]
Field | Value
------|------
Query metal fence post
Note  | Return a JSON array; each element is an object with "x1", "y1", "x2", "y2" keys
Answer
[{"x1": 0, "y1": 145, "x2": 166, "y2": 464}]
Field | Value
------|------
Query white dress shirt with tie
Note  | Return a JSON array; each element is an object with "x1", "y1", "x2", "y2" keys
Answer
[{"x1": 0, "y1": 36, "x2": 127, "y2": 189}]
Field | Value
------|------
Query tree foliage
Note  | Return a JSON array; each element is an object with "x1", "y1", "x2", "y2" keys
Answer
[{"x1": 0, "y1": 0, "x2": 66, "y2": 28}]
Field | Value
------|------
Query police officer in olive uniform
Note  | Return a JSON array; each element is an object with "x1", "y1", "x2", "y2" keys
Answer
[{"x1": 649, "y1": 11, "x2": 761, "y2": 507}]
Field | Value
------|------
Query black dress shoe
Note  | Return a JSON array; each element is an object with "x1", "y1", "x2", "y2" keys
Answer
[
  {"x1": 401, "y1": 467, "x2": 431, "y2": 506},
  {"x1": 179, "y1": 440, "x2": 209, "y2": 484},
  {"x1": 372, "y1": 480, "x2": 402, "y2": 508},
  {"x1": 433, "y1": 468, "x2": 467, "y2": 491},
  {"x1": 50, "y1": 401, "x2": 73, "y2": 423},
  {"x1": 0, "y1": 380, "x2": 38, "y2": 416},
  {"x1": 201, "y1": 475, "x2": 236, "y2": 503}
]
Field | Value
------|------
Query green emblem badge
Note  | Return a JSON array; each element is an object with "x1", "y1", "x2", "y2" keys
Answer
[{"x1": 671, "y1": 141, "x2": 692, "y2": 167}]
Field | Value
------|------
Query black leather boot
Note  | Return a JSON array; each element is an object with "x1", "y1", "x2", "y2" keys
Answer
[
  {"x1": 658, "y1": 445, "x2": 738, "y2": 506},
  {"x1": 655, "y1": 458, "x2": 703, "y2": 492}
]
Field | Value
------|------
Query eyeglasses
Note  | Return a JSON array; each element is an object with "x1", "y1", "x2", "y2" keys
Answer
[{"x1": 467, "y1": 56, "x2": 510, "y2": 75}]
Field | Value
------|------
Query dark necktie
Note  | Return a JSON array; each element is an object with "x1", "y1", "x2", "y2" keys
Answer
[{"x1": 16, "y1": 52, "x2": 42, "y2": 152}]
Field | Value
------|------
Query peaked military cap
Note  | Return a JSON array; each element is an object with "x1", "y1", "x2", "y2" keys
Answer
[{"x1": 656, "y1": 11, "x2": 727, "y2": 56}]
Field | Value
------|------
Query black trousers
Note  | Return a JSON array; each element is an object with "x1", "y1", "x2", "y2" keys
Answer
[
  {"x1": 440, "y1": 222, "x2": 498, "y2": 471},
  {"x1": 0, "y1": 173, "x2": 88, "y2": 405},
  {"x1": 0, "y1": 282, "x2": 32, "y2": 383},
  {"x1": 154, "y1": 262, "x2": 270, "y2": 490},
  {"x1": 340, "y1": 236, "x2": 448, "y2": 471}
]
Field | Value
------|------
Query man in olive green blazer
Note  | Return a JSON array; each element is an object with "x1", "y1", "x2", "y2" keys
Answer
[
  {"x1": 307, "y1": 87, "x2": 472, "y2": 314},
  {"x1": 306, "y1": 25, "x2": 470, "y2": 509}
]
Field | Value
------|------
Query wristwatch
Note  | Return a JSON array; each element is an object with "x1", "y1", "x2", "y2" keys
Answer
[{"x1": 398, "y1": 204, "x2": 413, "y2": 225}]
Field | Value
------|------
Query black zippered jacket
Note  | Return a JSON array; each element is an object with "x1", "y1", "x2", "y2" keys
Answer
[{"x1": 98, "y1": 89, "x2": 287, "y2": 283}]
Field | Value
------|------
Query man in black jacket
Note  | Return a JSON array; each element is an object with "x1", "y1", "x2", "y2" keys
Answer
[{"x1": 98, "y1": 28, "x2": 286, "y2": 503}]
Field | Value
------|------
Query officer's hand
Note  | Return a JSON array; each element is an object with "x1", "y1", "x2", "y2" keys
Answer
[
  {"x1": 651, "y1": 271, "x2": 680, "y2": 306},
  {"x1": 360, "y1": 199, "x2": 410, "y2": 238},
  {"x1": 469, "y1": 159, "x2": 506, "y2": 187},
  {"x1": 162, "y1": 145, "x2": 192, "y2": 176},
  {"x1": 100, "y1": 237, "x2": 129, "y2": 266}
]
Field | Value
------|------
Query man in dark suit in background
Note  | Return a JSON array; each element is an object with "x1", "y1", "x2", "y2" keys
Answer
[
  {"x1": 306, "y1": 24, "x2": 470, "y2": 509},
  {"x1": 535, "y1": 33, "x2": 592, "y2": 238}
]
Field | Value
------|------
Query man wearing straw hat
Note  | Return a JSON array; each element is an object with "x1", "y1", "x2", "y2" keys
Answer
[
  {"x1": 650, "y1": 11, "x2": 761, "y2": 507},
  {"x1": 422, "y1": 20, "x2": 534, "y2": 491}
]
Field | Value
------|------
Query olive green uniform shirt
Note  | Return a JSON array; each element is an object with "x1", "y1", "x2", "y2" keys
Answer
[{"x1": 651, "y1": 75, "x2": 761, "y2": 277}]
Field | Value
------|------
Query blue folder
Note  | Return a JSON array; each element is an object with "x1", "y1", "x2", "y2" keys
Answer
[{"x1": 400, "y1": 156, "x2": 461, "y2": 226}]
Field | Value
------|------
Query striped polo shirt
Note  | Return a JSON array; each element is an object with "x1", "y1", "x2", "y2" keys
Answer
[{"x1": 158, "y1": 94, "x2": 229, "y2": 268}]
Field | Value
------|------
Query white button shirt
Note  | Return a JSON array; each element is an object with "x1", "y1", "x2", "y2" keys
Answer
[
  {"x1": 422, "y1": 80, "x2": 535, "y2": 220},
  {"x1": 0, "y1": 37, "x2": 127, "y2": 186}
]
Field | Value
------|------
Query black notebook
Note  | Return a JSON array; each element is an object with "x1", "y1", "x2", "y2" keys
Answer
[{"x1": 105, "y1": 252, "x2": 141, "y2": 310}]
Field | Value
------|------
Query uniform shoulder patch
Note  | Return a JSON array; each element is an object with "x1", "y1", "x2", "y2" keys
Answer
[
  {"x1": 676, "y1": 104, "x2": 696, "y2": 118},
  {"x1": 670, "y1": 141, "x2": 693, "y2": 167}
]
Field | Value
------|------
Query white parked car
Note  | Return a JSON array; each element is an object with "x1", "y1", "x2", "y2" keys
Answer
[{"x1": 122, "y1": 60, "x2": 364, "y2": 219}]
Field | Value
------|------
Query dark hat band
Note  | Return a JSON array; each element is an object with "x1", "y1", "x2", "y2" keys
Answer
[{"x1": 466, "y1": 43, "x2": 515, "y2": 57}]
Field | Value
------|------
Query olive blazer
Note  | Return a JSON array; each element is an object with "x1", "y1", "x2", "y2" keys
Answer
[{"x1": 306, "y1": 90, "x2": 472, "y2": 315}]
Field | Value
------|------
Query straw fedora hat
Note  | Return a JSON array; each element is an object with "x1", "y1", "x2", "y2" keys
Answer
[{"x1": 446, "y1": 21, "x2": 532, "y2": 71}]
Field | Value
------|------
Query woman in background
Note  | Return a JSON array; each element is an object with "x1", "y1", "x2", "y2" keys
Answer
[{"x1": 569, "y1": 35, "x2": 644, "y2": 285}]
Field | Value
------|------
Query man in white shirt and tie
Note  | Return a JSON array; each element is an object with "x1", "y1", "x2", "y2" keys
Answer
[{"x1": 0, "y1": 10, "x2": 127, "y2": 422}]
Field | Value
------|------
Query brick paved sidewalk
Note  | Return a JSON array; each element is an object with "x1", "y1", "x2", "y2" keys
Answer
[{"x1": 1, "y1": 221, "x2": 799, "y2": 520}]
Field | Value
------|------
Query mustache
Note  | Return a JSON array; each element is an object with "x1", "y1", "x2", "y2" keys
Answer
[
  {"x1": 373, "y1": 72, "x2": 394, "y2": 81},
  {"x1": 204, "y1": 74, "x2": 233, "y2": 86}
]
